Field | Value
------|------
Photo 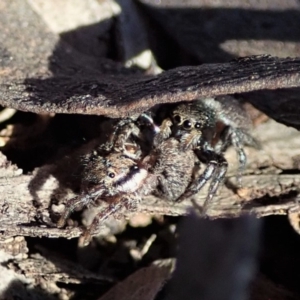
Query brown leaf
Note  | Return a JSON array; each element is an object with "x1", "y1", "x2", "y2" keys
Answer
[{"x1": 99, "y1": 259, "x2": 174, "y2": 300}]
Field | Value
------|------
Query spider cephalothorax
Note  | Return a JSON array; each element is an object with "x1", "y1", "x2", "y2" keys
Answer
[
  {"x1": 80, "y1": 150, "x2": 147, "y2": 194},
  {"x1": 159, "y1": 100, "x2": 217, "y2": 150}
]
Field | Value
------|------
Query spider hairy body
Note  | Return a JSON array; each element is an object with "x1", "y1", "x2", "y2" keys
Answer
[{"x1": 146, "y1": 137, "x2": 197, "y2": 201}]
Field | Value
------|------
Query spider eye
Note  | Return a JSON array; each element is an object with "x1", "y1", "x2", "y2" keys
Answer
[
  {"x1": 173, "y1": 115, "x2": 181, "y2": 124},
  {"x1": 130, "y1": 165, "x2": 139, "y2": 172},
  {"x1": 195, "y1": 122, "x2": 201, "y2": 129},
  {"x1": 183, "y1": 120, "x2": 192, "y2": 129},
  {"x1": 108, "y1": 172, "x2": 115, "y2": 178}
]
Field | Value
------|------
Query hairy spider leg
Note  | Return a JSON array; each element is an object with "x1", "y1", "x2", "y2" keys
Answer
[
  {"x1": 153, "y1": 118, "x2": 172, "y2": 146},
  {"x1": 57, "y1": 187, "x2": 104, "y2": 228},
  {"x1": 80, "y1": 195, "x2": 140, "y2": 246},
  {"x1": 140, "y1": 113, "x2": 160, "y2": 134},
  {"x1": 216, "y1": 126, "x2": 247, "y2": 187},
  {"x1": 112, "y1": 121, "x2": 142, "y2": 153},
  {"x1": 201, "y1": 155, "x2": 228, "y2": 215},
  {"x1": 177, "y1": 148, "x2": 228, "y2": 215},
  {"x1": 100, "y1": 118, "x2": 135, "y2": 153},
  {"x1": 57, "y1": 195, "x2": 92, "y2": 228},
  {"x1": 178, "y1": 129, "x2": 202, "y2": 151},
  {"x1": 108, "y1": 114, "x2": 161, "y2": 156}
]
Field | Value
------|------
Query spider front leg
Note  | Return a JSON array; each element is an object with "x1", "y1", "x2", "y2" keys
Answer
[
  {"x1": 80, "y1": 194, "x2": 141, "y2": 246},
  {"x1": 57, "y1": 186, "x2": 104, "y2": 228},
  {"x1": 153, "y1": 118, "x2": 172, "y2": 146},
  {"x1": 99, "y1": 118, "x2": 134, "y2": 153},
  {"x1": 57, "y1": 195, "x2": 91, "y2": 228},
  {"x1": 201, "y1": 153, "x2": 228, "y2": 215},
  {"x1": 110, "y1": 119, "x2": 143, "y2": 157},
  {"x1": 177, "y1": 147, "x2": 228, "y2": 216},
  {"x1": 178, "y1": 129, "x2": 203, "y2": 151},
  {"x1": 108, "y1": 114, "x2": 160, "y2": 157}
]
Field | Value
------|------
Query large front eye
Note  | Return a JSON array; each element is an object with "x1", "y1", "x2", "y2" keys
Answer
[
  {"x1": 108, "y1": 172, "x2": 115, "y2": 178},
  {"x1": 173, "y1": 115, "x2": 181, "y2": 124},
  {"x1": 183, "y1": 120, "x2": 192, "y2": 129}
]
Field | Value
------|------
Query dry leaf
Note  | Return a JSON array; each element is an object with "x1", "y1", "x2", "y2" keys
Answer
[{"x1": 99, "y1": 259, "x2": 174, "y2": 300}]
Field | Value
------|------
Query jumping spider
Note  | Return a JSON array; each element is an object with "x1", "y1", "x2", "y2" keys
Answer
[
  {"x1": 58, "y1": 96, "x2": 257, "y2": 243},
  {"x1": 58, "y1": 137, "x2": 197, "y2": 245},
  {"x1": 150, "y1": 98, "x2": 229, "y2": 209}
]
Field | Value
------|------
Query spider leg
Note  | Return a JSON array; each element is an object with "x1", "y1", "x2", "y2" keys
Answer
[
  {"x1": 201, "y1": 154, "x2": 228, "y2": 215},
  {"x1": 99, "y1": 117, "x2": 143, "y2": 156},
  {"x1": 99, "y1": 118, "x2": 134, "y2": 153},
  {"x1": 179, "y1": 129, "x2": 201, "y2": 151},
  {"x1": 57, "y1": 194, "x2": 93, "y2": 228},
  {"x1": 153, "y1": 118, "x2": 172, "y2": 146},
  {"x1": 217, "y1": 126, "x2": 246, "y2": 187},
  {"x1": 230, "y1": 129, "x2": 247, "y2": 187},
  {"x1": 139, "y1": 113, "x2": 160, "y2": 134},
  {"x1": 177, "y1": 148, "x2": 228, "y2": 215},
  {"x1": 80, "y1": 194, "x2": 141, "y2": 246},
  {"x1": 57, "y1": 186, "x2": 104, "y2": 228},
  {"x1": 113, "y1": 121, "x2": 142, "y2": 153},
  {"x1": 109, "y1": 114, "x2": 161, "y2": 157}
]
